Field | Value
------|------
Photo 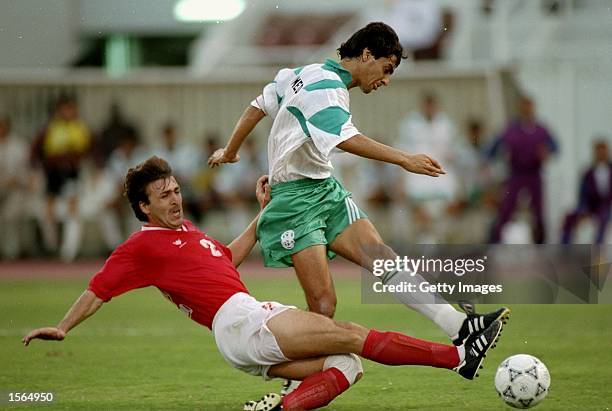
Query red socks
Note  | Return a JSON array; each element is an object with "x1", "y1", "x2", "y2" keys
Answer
[
  {"x1": 282, "y1": 367, "x2": 349, "y2": 411},
  {"x1": 361, "y1": 330, "x2": 460, "y2": 369},
  {"x1": 281, "y1": 331, "x2": 459, "y2": 410}
]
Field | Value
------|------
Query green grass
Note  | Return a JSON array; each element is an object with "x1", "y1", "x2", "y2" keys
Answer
[{"x1": 1, "y1": 276, "x2": 611, "y2": 410}]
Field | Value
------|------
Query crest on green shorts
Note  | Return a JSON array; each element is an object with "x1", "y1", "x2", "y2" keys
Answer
[{"x1": 280, "y1": 230, "x2": 295, "y2": 250}]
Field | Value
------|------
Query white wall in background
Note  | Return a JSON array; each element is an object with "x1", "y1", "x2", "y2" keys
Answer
[
  {"x1": 0, "y1": 0, "x2": 80, "y2": 68},
  {"x1": 78, "y1": 0, "x2": 201, "y2": 34}
]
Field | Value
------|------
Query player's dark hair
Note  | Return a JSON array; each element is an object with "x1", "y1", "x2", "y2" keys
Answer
[
  {"x1": 594, "y1": 138, "x2": 608, "y2": 149},
  {"x1": 0, "y1": 115, "x2": 10, "y2": 129},
  {"x1": 421, "y1": 91, "x2": 438, "y2": 105},
  {"x1": 124, "y1": 156, "x2": 173, "y2": 222},
  {"x1": 55, "y1": 93, "x2": 77, "y2": 108},
  {"x1": 338, "y1": 22, "x2": 406, "y2": 66}
]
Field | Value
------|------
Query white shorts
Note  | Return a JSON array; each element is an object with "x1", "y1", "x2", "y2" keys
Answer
[{"x1": 212, "y1": 292, "x2": 295, "y2": 379}]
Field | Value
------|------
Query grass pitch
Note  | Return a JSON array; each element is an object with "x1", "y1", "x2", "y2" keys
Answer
[{"x1": 1, "y1": 274, "x2": 611, "y2": 410}]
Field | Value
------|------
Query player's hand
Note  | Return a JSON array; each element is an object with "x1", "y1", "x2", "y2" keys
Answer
[
  {"x1": 208, "y1": 148, "x2": 240, "y2": 168},
  {"x1": 256, "y1": 175, "x2": 271, "y2": 209},
  {"x1": 401, "y1": 154, "x2": 445, "y2": 177},
  {"x1": 23, "y1": 327, "x2": 66, "y2": 346}
]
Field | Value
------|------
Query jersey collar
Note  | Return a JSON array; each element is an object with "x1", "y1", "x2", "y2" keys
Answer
[
  {"x1": 141, "y1": 224, "x2": 187, "y2": 231},
  {"x1": 323, "y1": 59, "x2": 352, "y2": 88}
]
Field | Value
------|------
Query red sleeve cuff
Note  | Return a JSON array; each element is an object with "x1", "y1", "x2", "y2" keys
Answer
[{"x1": 88, "y1": 286, "x2": 111, "y2": 302}]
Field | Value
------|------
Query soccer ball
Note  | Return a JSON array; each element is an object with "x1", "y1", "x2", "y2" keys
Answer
[{"x1": 494, "y1": 354, "x2": 550, "y2": 409}]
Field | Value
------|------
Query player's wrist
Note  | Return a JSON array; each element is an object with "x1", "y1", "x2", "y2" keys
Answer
[
  {"x1": 224, "y1": 147, "x2": 238, "y2": 158},
  {"x1": 55, "y1": 325, "x2": 68, "y2": 337},
  {"x1": 397, "y1": 153, "x2": 413, "y2": 169}
]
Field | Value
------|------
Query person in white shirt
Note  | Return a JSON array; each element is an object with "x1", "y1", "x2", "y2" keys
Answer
[
  {"x1": 0, "y1": 116, "x2": 30, "y2": 258},
  {"x1": 395, "y1": 92, "x2": 460, "y2": 242}
]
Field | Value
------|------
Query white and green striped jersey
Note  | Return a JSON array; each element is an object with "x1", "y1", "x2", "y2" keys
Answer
[{"x1": 251, "y1": 59, "x2": 360, "y2": 184}]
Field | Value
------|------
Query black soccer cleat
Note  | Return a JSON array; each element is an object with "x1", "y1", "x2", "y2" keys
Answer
[
  {"x1": 244, "y1": 400, "x2": 257, "y2": 411},
  {"x1": 453, "y1": 319, "x2": 503, "y2": 380},
  {"x1": 243, "y1": 393, "x2": 283, "y2": 411},
  {"x1": 453, "y1": 307, "x2": 510, "y2": 346},
  {"x1": 280, "y1": 379, "x2": 300, "y2": 397}
]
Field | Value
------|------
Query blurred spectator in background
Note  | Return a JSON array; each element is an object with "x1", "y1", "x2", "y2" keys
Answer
[
  {"x1": 395, "y1": 92, "x2": 459, "y2": 242},
  {"x1": 0, "y1": 116, "x2": 30, "y2": 259},
  {"x1": 189, "y1": 134, "x2": 224, "y2": 224},
  {"x1": 455, "y1": 118, "x2": 488, "y2": 206},
  {"x1": 94, "y1": 102, "x2": 136, "y2": 166},
  {"x1": 106, "y1": 127, "x2": 144, "y2": 183},
  {"x1": 214, "y1": 138, "x2": 266, "y2": 238},
  {"x1": 30, "y1": 95, "x2": 91, "y2": 259},
  {"x1": 333, "y1": 143, "x2": 405, "y2": 246},
  {"x1": 155, "y1": 122, "x2": 199, "y2": 181},
  {"x1": 334, "y1": 149, "x2": 394, "y2": 210},
  {"x1": 154, "y1": 121, "x2": 200, "y2": 219},
  {"x1": 447, "y1": 118, "x2": 497, "y2": 243},
  {"x1": 71, "y1": 157, "x2": 123, "y2": 257},
  {"x1": 385, "y1": 0, "x2": 453, "y2": 60},
  {"x1": 487, "y1": 95, "x2": 558, "y2": 244},
  {"x1": 561, "y1": 139, "x2": 611, "y2": 244},
  {"x1": 106, "y1": 126, "x2": 146, "y2": 235}
]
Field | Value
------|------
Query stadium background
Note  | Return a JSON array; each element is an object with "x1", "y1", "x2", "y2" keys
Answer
[{"x1": 1, "y1": 1, "x2": 611, "y2": 410}]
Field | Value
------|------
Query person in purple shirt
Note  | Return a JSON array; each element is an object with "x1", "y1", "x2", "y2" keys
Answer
[
  {"x1": 487, "y1": 96, "x2": 559, "y2": 243},
  {"x1": 561, "y1": 139, "x2": 611, "y2": 244}
]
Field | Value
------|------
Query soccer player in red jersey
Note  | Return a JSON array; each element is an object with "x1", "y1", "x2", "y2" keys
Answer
[{"x1": 23, "y1": 156, "x2": 502, "y2": 411}]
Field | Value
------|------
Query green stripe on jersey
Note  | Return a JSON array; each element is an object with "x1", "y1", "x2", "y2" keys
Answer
[
  {"x1": 321, "y1": 59, "x2": 352, "y2": 87},
  {"x1": 308, "y1": 106, "x2": 350, "y2": 136},
  {"x1": 286, "y1": 106, "x2": 311, "y2": 137},
  {"x1": 304, "y1": 79, "x2": 347, "y2": 92},
  {"x1": 294, "y1": 66, "x2": 304, "y2": 75}
]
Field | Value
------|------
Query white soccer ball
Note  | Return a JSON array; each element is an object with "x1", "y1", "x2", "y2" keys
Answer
[{"x1": 494, "y1": 354, "x2": 550, "y2": 409}]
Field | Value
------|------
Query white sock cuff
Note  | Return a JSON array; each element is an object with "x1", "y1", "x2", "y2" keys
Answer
[
  {"x1": 434, "y1": 304, "x2": 467, "y2": 339},
  {"x1": 456, "y1": 345, "x2": 465, "y2": 363},
  {"x1": 323, "y1": 354, "x2": 363, "y2": 385}
]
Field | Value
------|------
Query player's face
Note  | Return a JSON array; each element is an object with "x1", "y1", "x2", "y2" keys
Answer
[
  {"x1": 594, "y1": 143, "x2": 609, "y2": 163},
  {"x1": 57, "y1": 102, "x2": 77, "y2": 120},
  {"x1": 359, "y1": 53, "x2": 397, "y2": 94},
  {"x1": 141, "y1": 176, "x2": 183, "y2": 229}
]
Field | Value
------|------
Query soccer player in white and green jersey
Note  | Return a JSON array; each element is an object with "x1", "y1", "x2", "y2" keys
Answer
[{"x1": 209, "y1": 22, "x2": 509, "y2": 353}]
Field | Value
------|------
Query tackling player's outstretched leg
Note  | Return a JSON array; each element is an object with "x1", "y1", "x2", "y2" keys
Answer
[{"x1": 239, "y1": 307, "x2": 504, "y2": 411}]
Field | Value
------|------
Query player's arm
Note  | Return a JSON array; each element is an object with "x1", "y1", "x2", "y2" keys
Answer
[
  {"x1": 22, "y1": 289, "x2": 104, "y2": 346},
  {"x1": 227, "y1": 175, "x2": 271, "y2": 267},
  {"x1": 208, "y1": 106, "x2": 266, "y2": 168},
  {"x1": 337, "y1": 133, "x2": 446, "y2": 177},
  {"x1": 538, "y1": 129, "x2": 559, "y2": 162}
]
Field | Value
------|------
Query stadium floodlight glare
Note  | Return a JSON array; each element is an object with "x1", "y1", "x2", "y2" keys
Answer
[{"x1": 174, "y1": 0, "x2": 246, "y2": 22}]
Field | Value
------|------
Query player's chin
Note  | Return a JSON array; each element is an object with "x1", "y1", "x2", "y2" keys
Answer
[{"x1": 168, "y1": 212, "x2": 184, "y2": 226}]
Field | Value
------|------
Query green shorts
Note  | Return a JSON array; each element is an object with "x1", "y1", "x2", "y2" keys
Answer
[{"x1": 256, "y1": 177, "x2": 367, "y2": 268}]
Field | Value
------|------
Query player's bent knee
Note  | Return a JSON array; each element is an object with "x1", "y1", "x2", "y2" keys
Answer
[
  {"x1": 311, "y1": 303, "x2": 335, "y2": 318},
  {"x1": 376, "y1": 242, "x2": 396, "y2": 259},
  {"x1": 335, "y1": 321, "x2": 363, "y2": 331},
  {"x1": 308, "y1": 294, "x2": 337, "y2": 318},
  {"x1": 324, "y1": 354, "x2": 363, "y2": 385},
  {"x1": 359, "y1": 238, "x2": 395, "y2": 261}
]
